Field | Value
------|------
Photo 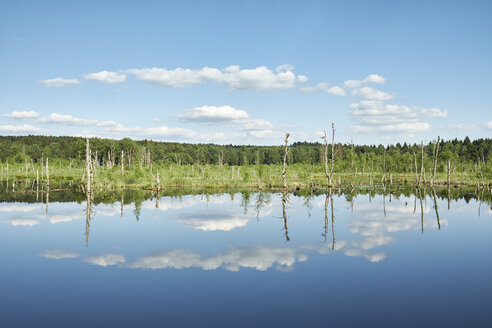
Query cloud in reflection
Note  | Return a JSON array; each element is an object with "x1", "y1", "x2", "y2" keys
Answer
[
  {"x1": 3, "y1": 217, "x2": 39, "y2": 226},
  {"x1": 174, "y1": 212, "x2": 250, "y2": 231},
  {"x1": 84, "y1": 253, "x2": 126, "y2": 267},
  {"x1": 0, "y1": 203, "x2": 43, "y2": 213},
  {"x1": 128, "y1": 246, "x2": 308, "y2": 271},
  {"x1": 350, "y1": 200, "x2": 447, "y2": 237},
  {"x1": 40, "y1": 249, "x2": 81, "y2": 259},
  {"x1": 144, "y1": 197, "x2": 198, "y2": 211}
]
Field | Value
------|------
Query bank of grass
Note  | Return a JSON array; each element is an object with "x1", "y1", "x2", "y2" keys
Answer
[{"x1": 1, "y1": 161, "x2": 490, "y2": 191}]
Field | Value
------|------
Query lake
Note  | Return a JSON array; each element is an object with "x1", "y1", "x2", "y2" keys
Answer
[{"x1": 1, "y1": 188, "x2": 491, "y2": 327}]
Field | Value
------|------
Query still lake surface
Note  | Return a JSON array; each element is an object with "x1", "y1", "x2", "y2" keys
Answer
[{"x1": 1, "y1": 189, "x2": 491, "y2": 327}]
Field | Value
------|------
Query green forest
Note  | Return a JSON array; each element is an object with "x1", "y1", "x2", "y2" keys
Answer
[{"x1": 0, "y1": 135, "x2": 491, "y2": 190}]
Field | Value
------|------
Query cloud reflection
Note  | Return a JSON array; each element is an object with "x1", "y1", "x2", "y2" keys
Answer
[
  {"x1": 128, "y1": 246, "x2": 307, "y2": 272},
  {"x1": 3, "y1": 217, "x2": 39, "y2": 226},
  {"x1": 84, "y1": 253, "x2": 126, "y2": 267},
  {"x1": 174, "y1": 212, "x2": 250, "y2": 231},
  {"x1": 40, "y1": 249, "x2": 81, "y2": 259}
]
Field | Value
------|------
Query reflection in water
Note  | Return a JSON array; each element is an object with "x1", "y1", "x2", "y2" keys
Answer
[
  {"x1": 282, "y1": 192, "x2": 290, "y2": 242},
  {"x1": 1, "y1": 187, "x2": 490, "y2": 272},
  {"x1": 85, "y1": 187, "x2": 93, "y2": 247},
  {"x1": 174, "y1": 212, "x2": 250, "y2": 231},
  {"x1": 254, "y1": 192, "x2": 271, "y2": 219},
  {"x1": 322, "y1": 189, "x2": 336, "y2": 250},
  {"x1": 40, "y1": 249, "x2": 80, "y2": 259},
  {"x1": 127, "y1": 246, "x2": 308, "y2": 272},
  {"x1": 419, "y1": 188, "x2": 424, "y2": 234},
  {"x1": 432, "y1": 188, "x2": 441, "y2": 230}
]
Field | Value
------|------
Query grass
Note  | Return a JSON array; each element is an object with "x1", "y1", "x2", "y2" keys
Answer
[{"x1": 1, "y1": 161, "x2": 490, "y2": 192}]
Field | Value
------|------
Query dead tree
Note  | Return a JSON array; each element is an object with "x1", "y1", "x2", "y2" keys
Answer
[
  {"x1": 478, "y1": 158, "x2": 485, "y2": 187},
  {"x1": 86, "y1": 138, "x2": 92, "y2": 194},
  {"x1": 282, "y1": 132, "x2": 290, "y2": 190},
  {"x1": 150, "y1": 169, "x2": 161, "y2": 192},
  {"x1": 447, "y1": 160, "x2": 451, "y2": 186},
  {"x1": 413, "y1": 151, "x2": 418, "y2": 184},
  {"x1": 46, "y1": 157, "x2": 49, "y2": 191},
  {"x1": 322, "y1": 123, "x2": 336, "y2": 187},
  {"x1": 121, "y1": 151, "x2": 124, "y2": 178},
  {"x1": 431, "y1": 136, "x2": 440, "y2": 185},
  {"x1": 419, "y1": 141, "x2": 424, "y2": 186}
]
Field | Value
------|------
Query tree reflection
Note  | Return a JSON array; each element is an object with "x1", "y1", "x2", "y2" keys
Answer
[
  {"x1": 254, "y1": 191, "x2": 271, "y2": 219},
  {"x1": 282, "y1": 192, "x2": 290, "y2": 242},
  {"x1": 85, "y1": 188, "x2": 93, "y2": 247},
  {"x1": 322, "y1": 189, "x2": 336, "y2": 249},
  {"x1": 432, "y1": 188, "x2": 440, "y2": 230}
]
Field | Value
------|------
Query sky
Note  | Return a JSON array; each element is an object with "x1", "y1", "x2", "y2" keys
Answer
[{"x1": 0, "y1": 0, "x2": 491, "y2": 145}]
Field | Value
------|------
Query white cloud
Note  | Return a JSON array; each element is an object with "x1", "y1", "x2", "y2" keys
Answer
[
  {"x1": 348, "y1": 100, "x2": 447, "y2": 137},
  {"x1": 40, "y1": 249, "x2": 80, "y2": 259},
  {"x1": 326, "y1": 86, "x2": 346, "y2": 96},
  {"x1": 84, "y1": 70, "x2": 126, "y2": 83},
  {"x1": 178, "y1": 105, "x2": 249, "y2": 123},
  {"x1": 84, "y1": 253, "x2": 125, "y2": 267},
  {"x1": 127, "y1": 65, "x2": 307, "y2": 90},
  {"x1": 177, "y1": 105, "x2": 274, "y2": 137},
  {"x1": 351, "y1": 87, "x2": 393, "y2": 101},
  {"x1": 39, "y1": 78, "x2": 80, "y2": 87},
  {"x1": 2, "y1": 110, "x2": 40, "y2": 120},
  {"x1": 445, "y1": 123, "x2": 478, "y2": 132},
  {"x1": 39, "y1": 113, "x2": 97, "y2": 126},
  {"x1": 176, "y1": 105, "x2": 276, "y2": 142},
  {"x1": 35, "y1": 113, "x2": 195, "y2": 139},
  {"x1": 301, "y1": 82, "x2": 345, "y2": 96},
  {"x1": 343, "y1": 74, "x2": 386, "y2": 88},
  {"x1": 484, "y1": 121, "x2": 492, "y2": 129},
  {"x1": 0, "y1": 124, "x2": 43, "y2": 134},
  {"x1": 103, "y1": 123, "x2": 196, "y2": 139}
]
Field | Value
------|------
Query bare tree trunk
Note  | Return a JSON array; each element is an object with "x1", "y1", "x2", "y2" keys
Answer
[
  {"x1": 150, "y1": 169, "x2": 161, "y2": 192},
  {"x1": 322, "y1": 130, "x2": 329, "y2": 186},
  {"x1": 46, "y1": 157, "x2": 49, "y2": 190},
  {"x1": 447, "y1": 160, "x2": 451, "y2": 186},
  {"x1": 478, "y1": 159, "x2": 485, "y2": 187},
  {"x1": 413, "y1": 151, "x2": 418, "y2": 184},
  {"x1": 419, "y1": 141, "x2": 424, "y2": 186},
  {"x1": 86, "y1": 138, "x2": 91, "y2": 194},
  {"x1": 121, "y1": 151, "x2": 124, "y2": 178},
  {"x1": 282, "y1": 132, "x2": 290, "y2": 190},
  {"x1": 382, "y1": 149, "x2": 387, "y2": 184},
  {"x1": 431, "y1": 136, "x2": 440, "y2": 185}
]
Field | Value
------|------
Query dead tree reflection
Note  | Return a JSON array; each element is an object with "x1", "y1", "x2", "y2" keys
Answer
[
  {"x1": 282, "y1": 192, "x2": 290, "y2": 242},
  {"x1": 322, "y1": 189, "x2": 336, "y2": 249},
  {"x1": 255, "y1": 192, "x2": 271, "y2": 219},
  {"x1": 432, "y1": 188, "x2": 440, "y2": 230},
  {"x1": 418, "y1": 188, "x2": 424, "y2": 234},
  {"x1": 120, "y1": 190, "x2": 124, "y2": 217},
  {"x1": 85, "y1": 187, "x2": 93, "y2": 247}
]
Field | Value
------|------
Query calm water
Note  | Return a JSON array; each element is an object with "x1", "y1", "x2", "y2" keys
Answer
[{"x1": 1, "y1": 189, "x2": 491, "y2": 327}]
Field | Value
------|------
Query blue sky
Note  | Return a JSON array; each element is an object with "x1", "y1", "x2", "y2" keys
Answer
[{"x1": 1, "y1": 0, "x2": 491, "y2": 145}]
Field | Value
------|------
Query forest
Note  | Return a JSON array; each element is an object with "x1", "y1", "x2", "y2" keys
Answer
[
  {"x1": 0, "y1": 135, "x2": 490, "y2": 190},
  {"x1": 1, "y1": 135, "x2": 490, "y2": 168}
]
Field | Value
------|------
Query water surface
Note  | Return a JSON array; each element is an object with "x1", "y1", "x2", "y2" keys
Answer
[{"x1": 1, "y1": 189, "x2": 491, "y2": 327}]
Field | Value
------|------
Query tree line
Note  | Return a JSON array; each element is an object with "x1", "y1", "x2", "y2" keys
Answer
[{"x1": 0, "y1": 135, "x2": 490, "y2": 175}]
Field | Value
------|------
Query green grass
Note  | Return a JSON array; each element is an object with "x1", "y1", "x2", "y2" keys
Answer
[{"x1": 1, "y1": 161, "x2": 490, "y2": 192}]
